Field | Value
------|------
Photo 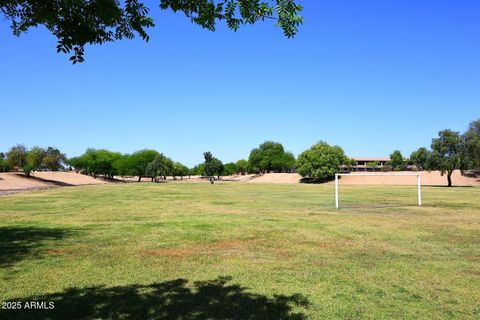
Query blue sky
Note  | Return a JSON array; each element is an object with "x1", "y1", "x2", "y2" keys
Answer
[{"x1": 1, "y1": 0, "x2": 479, "y2": 167}]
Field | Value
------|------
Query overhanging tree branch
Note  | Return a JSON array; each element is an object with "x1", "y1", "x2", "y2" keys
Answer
[{"x1": 1, "y1": 0, "x2": 303, "y2": 63}]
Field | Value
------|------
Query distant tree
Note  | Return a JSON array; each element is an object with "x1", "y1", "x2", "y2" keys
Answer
[
  {"x1": 191, "y1": 163, "x2": 206, "y2": 176},
  {"x1": 22, "y1": 163, "x2": 34, "y2": 177},
  {"x1": 367, "y1": 161, "x2": 380, "y2": 168},
  {"x1": 248, "y1": 141, "x2": 295, "y2": 173},
  {"x1": 26, "y1": 146, "x2": 45, "y2": 170},
  {"x1": 6, "y1": 144, "x2": 27, "y2": 169},
  {"x1": 173, "y1": 162, "x2": 189, "y2": 180},
  {"x1": 235, "y1": 159, "x2": 248, "y2": 175},
  {"x1": 0, "y1": 157, "x2": 10, "y2": 172},
  {"x1": 145, "y1": 155, "x2": 172, "y2": 182},
  {"x1": 42, "y1": 147, "x2": 67, "y2": 171},
  {"x1": 187, "y1": 167, "x2": 194, "y2": 179},
  {"x1": 204, "y1": 151, "x2": 223, "y2": 183},
  {"x1": 388, "y1": 150, "x2": 405, "y2": 169},
  {"x1": 223, "y1": 162, "x2": 238, "y2": 176},
  {"x1": 410, "y1": 147, "x2": 430, "y2": 171},
  {"x1": 69, "y1": 149, "x2": 122, "y2": 178},
  {"x1": 1, "y1": 0, "x2": 303, "y2": 63},
  {"x1": 162, "y1": 157, "x2": 174, "y2": 180},
  {"x1": 462, "y1": 119, "x2": 480, "y2": 171},
  {"x1": 296, "y1": 141, "x2": 348, "y2": 180},
  {"x1": 427, "y1": 130, "x2": 462, "y2": 187},
  {"x1": 274, "y1": 151, "x2": 296, "y2": 172},
  {"x1": 89, "y1": 149, "x2": 122, "y2": 179},
  {"x1": 68, "y1": 155, "x2": 89, "y2": 174},
  {"x1": 113, "y1": 155, "x2": 132, "y2": 177},
  {"x1": 128, "y1": 149, "x2": 160, "y2": 182},
  {"x1": 46, "y1": 148, "x2": 64, "y2": 170}
]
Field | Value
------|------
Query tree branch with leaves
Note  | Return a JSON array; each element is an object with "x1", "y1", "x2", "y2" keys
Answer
[{"x1": 2, "y1": 0, "x2": 303, "y2": 63}]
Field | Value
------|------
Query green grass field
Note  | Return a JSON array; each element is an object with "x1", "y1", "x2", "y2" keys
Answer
[{"x1": 1, "y1": 183, "x2": 479, "y2": 319}]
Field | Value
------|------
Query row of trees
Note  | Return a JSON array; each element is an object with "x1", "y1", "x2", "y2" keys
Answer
[
  {"x1": 0, "y1": 144, "x2": 66, "y2": 176},
  {"x1": 384, "y1": 119, "x2": 480, "y2": 186},
  {"x1": 2, "y1": 119, "x2": 478, "y2": 186},
  {"x1": 188, "y1": 142, "x2": 297, "y2": 179},
  {"x1": 250, "y1": 119, "x2": 480, "y2": 187},
  {"x1": 68, "y1": 149, "x2": 190, "y2": 182}
]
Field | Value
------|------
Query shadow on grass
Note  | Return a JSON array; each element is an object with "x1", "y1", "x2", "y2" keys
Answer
[
  {"x1": 1, "y1": 277, "x2": 309, "y2": 320},
  {"x1": 424, "y1": 185, "x2": 475, "y2": 188},
  {"x1": 0, "y1": 226, "x2": 72, "y2": 267},
  {"x1": 300, "y1": 177, "x2": 334, "y2": 184},
  {"x1": 340, "y1": 204, "x2": 420, "y2": 209}
]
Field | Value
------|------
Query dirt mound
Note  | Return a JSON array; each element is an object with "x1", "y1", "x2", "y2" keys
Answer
[
  {"x1": 0, "y1": 171, "x2": 108, "y2": 195},
  {"x1": 245, "y1": 171, "x2": 479, "y2": 186},
  {"x1": 337, "y1": 170, "x2": 480, "y2": 186},
  {"x1": 247, "y1": 173, "x2": 302, "y2": 184}
]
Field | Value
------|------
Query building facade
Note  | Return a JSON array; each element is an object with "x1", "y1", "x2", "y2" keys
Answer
[{"x1": 342, "y1": 157, "x2": 391, "y2": 172}]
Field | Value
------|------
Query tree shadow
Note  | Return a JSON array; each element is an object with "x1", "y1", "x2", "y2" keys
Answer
[
  {"x1": 0, "y1": 226, "x2": 72, "y2": 267},
  {"x1": 424, "y1": 185, "x2": 474, "y2": 188},
  {"x1": 15, "y1": 173, "x2": 74, "y2": 187},
  {"x1": 300, "y1": 177, "x2": 335, "y2": 184},
  {"x1": 1, "y1": 277, "x2": 310, "y2": 320},
  {"x1": 341, "y1": 204, "x2": 420, "y2": 209}
]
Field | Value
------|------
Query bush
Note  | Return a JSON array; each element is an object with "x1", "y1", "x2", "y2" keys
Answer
[
  {"x1": 22, "y1": 164, "x2": 34, "y2": 177},
  {"x1": 396, "y1": 164, "x2": 408, "y2": 171},
  {"x1": 381, "y1": 165, "x2": 393, "y2": 172},
  {"x1": 223, "y1": 163, "x2": 238, "y2": 176},
  {"x1": 0, "y1": 158, "x2": 11, "y2": 172}
]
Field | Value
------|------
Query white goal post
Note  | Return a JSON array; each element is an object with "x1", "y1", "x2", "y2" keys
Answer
[{"x1": 335, "y1": 173, "x2": 422, "y2": 209}]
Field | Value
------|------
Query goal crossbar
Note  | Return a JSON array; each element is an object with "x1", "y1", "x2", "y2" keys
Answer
[{"x1": 335, "y1": 173, "x2": 422, "y2": 209}]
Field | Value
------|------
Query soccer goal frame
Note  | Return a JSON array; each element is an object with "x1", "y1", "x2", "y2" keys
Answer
[{"x1": 334, "y1": 173, "x2": 422, "y2": 209}]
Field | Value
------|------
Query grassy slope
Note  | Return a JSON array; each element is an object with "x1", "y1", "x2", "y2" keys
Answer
[{"x1": 0, "y1": 183, "x2": 479, "y2": 319}]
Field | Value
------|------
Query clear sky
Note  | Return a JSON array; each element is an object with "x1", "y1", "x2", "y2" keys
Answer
[{"x1": 1, "y1": 0, "x2": 479, "y2": 167}]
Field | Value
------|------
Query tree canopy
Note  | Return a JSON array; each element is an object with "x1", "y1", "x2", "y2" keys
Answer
[
  {"x1": 388, "y1": 150, "x2": 405, "y2": 169},
  {"x1": 203, "y1": 151, "x2": 223, "y2": 181},
  {"x1": 145, "y1": 154, "x2": 174, "y2": 182},
  {"x1": 248, "y1": 141, "x2": 295, "y2": 173},
  {"x1": 42, "y1": 147, "x2": 67, "y2": 171},
  {"x1": 191, "y1": 163, "x2": 206, "y2": 176},
  {"x1": 26, "y1": 146, "x2": 45, "y2": 169},
  {"x1": 6, "y1": 144, "x2": 27, "y2": 168},
  {"x1": 409, "y1": 147, "x2": 430, "y2": 170},
  {"x1": 126, "y1": 149, "x2": 160, "y2": 181},
  {"x1": 235, "y1": 159, "x2": 249, "y2": 174},
  {"x1": 296, "y1": 141, "x2": 348, "y2": 180},
  {"x1": 68, "y1": 148, "x2": 121, "y2": 179},
  {"x1": 1, "y1": 0, "x2": 303, "y2": 63},
  {"x1": 462, "y1": 119, "x2": 480, "y2": 171},
  {"x1": 172, "y1": 161, "x2": 189, "y2": 180},
  {"x1": 223, "y1": 162, "x2": 237, "y2": 176},
  {"x1": 428, "y1": 130, "x2": 462, "y2": 187}
]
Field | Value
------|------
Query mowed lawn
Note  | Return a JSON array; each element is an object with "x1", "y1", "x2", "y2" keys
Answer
[{"x1": 0, "y1": 183, "x2": 479, "y2": 319}]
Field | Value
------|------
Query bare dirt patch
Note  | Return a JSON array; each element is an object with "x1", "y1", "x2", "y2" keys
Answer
[
  {"x1": 245, "y1": 171, "x2": 480, "y2": 186},
  {"x1": 45, "y1": 249, "x2": 72, "y2": 255},
  {"x1": 0, "y1": 172, "x2": 108, "y2": 195},
  {"x1": 142, "y1": 239, "x2": 257, "y2": 258},
  {"x1": 337, "y1": 170, "x2": 480, "y2": 186},
  {"x1": 247, "y1": 173, "x2": 302, "y2": 184}
]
